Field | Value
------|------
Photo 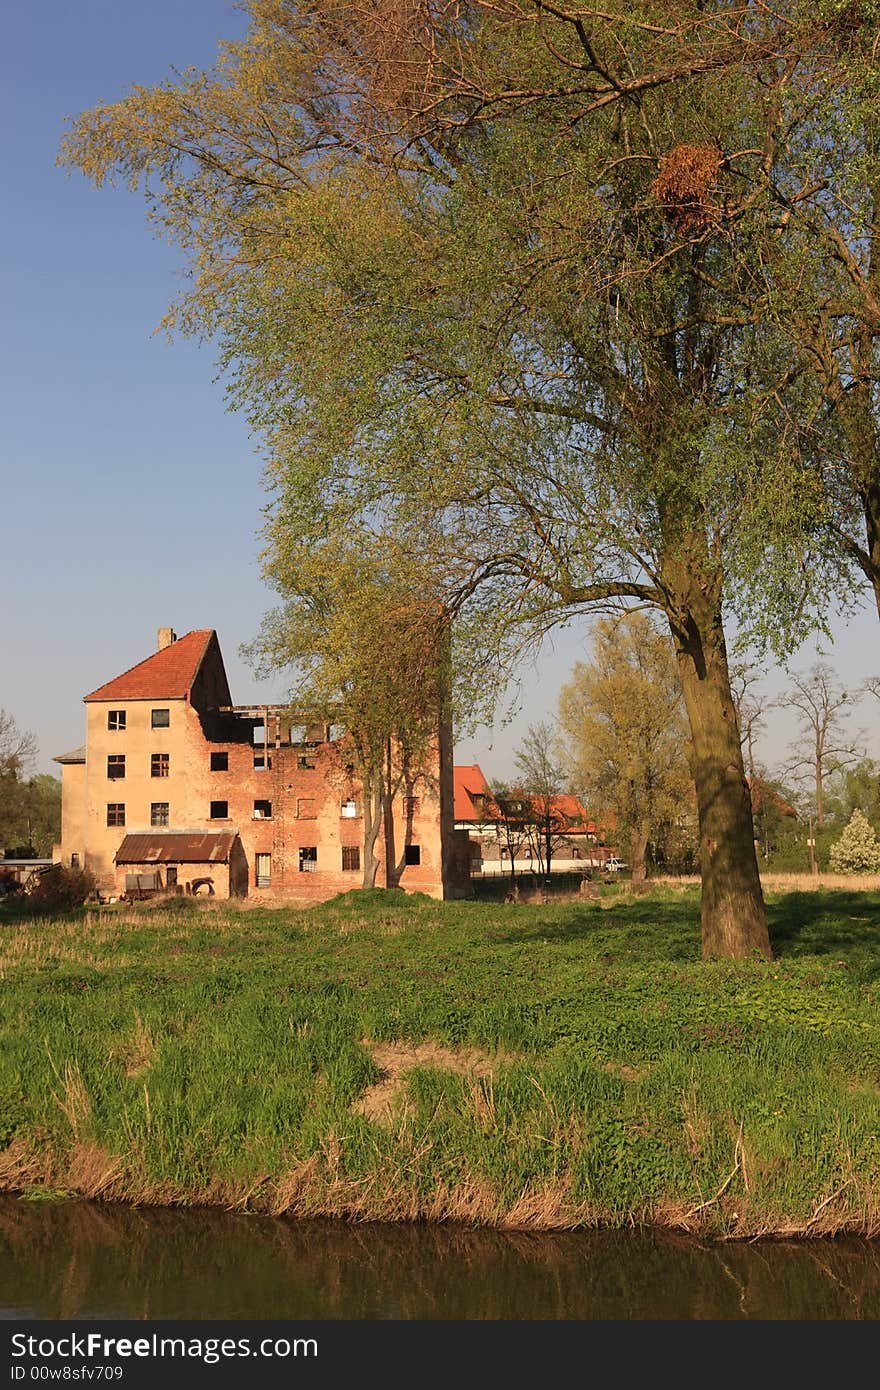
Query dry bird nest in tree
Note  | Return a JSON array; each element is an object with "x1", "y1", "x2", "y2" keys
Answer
[{"x1": 651, "y1": 144, "x2": 724, "y2": 235}]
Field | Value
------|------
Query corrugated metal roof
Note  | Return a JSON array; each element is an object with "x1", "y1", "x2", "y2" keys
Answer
[{"x1": 114, "y1": 832, "x2": 236, "y2": 865}]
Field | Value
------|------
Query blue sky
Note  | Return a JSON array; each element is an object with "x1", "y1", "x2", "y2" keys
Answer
[{"x1": 2, "y1": 1, "x2": 878, "y2": 789}]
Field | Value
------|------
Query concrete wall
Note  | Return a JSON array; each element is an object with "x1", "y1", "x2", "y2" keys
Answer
[
  {"x1": 83, "y1": 697, "x2": 192, "y2": 889},
  {"x1": 58, "y1": 762, "x2": 86, "y2": 868}
]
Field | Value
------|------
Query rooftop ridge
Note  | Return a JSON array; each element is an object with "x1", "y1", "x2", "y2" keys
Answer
[{"x1": 84, "y1": 629, "x2": 215, "y2": 703}]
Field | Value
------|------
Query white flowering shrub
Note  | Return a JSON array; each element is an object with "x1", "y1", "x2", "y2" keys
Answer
[{"x1": 828, "y1": 809, "x2": 880, "y2": 874}]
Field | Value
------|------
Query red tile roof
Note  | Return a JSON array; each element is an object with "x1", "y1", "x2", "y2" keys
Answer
[
  {"x1": 84, "y1": 630, "x2": 215, "y2": 702},
  {"x1": 454, "y1": 767, "x2": 599, "y2": 834},
  {"x1": 454, "y1": 764, "x2": 493, "y2": 821}
]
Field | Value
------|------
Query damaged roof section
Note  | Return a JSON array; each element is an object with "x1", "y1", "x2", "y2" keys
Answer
[{"x1": 114, "y1": 832, "x2": 237, "y2": 865}]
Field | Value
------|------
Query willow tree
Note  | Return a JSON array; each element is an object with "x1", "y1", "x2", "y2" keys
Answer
[{"x1": 61, "y1": 1, "x2": 844, "y2": 957}]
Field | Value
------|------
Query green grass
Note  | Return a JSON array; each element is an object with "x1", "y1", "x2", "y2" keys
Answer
[{"x1": 2, "y1": 884, "x2": 880, "y2": 1237}]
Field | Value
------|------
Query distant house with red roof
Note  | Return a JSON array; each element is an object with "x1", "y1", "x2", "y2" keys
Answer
[
  {"x1": 453, "y1": 762, "x2": 617, "y2": 876},
  {"x1": 55, "y1": 627, "x2": 461, "y2": 903}
]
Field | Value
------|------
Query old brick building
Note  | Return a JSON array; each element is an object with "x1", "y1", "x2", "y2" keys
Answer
[{"x1": 54, "y1": 628, "x2": 463, "y2": 902}]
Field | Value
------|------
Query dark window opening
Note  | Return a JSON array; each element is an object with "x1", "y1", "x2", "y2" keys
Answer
[
  {"x1": 299, "y1": 847, "x2": 318, "y2": 873},
  {"x1": 151, "y1": 708, "x2": 170, "y2": 728},
  {"x1": 341, "y1": 846, "x2": 360, "y2": 873},
  {"x1": 107, "y1": 754, "x2": 125, "y2": 780},
  {"x1": 151, "y1": 753, "x2": 169, "y2": 778},
  {"x1": 404, "y1": 844, "x2": 421, "y2": 866},
  {"x1": 107, "y1": 710, "x2": 126, "y2": 731},
  {"x1": 254, "y1": 753, "x2": 272, "y2": 770},
  {"x1": 166, "y1": 866, "x2": 178, "y2": 887},
  {"x1": 106, "y1": 804, "x2": 125, "y2": 827},
  {"x1": 253, "y1": 800, "x2": 272, "y2": 819},
  {"x1": 297, "y1": 754, "x2": 315, "y2": 770},
  {"x1": 210, "y1": 801, "x2": 229, "y2": 820},
  {"x1": 70, "y1": 853, "x2": 80, "y2": 869},
  {"x1": 210, "y1": 751, "x2": 228, "y2": 772},
  {"x1": 150, "y1": 802, "x2": 169, "y2": 827}
]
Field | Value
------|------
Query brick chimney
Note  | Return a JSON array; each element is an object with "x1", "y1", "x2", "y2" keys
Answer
[{"x1": 157, "y1": 628, "x2": 177, "y2": 651}]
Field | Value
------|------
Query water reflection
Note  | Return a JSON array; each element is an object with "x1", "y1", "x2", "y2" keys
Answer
[{"x1": 2, "y1": 1195, "x2": 880, "y2": 1319}]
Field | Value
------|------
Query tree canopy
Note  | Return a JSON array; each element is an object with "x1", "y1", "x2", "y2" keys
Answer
[{"x1": 60, "y1": 0, "x2": 880, "y2": 955}]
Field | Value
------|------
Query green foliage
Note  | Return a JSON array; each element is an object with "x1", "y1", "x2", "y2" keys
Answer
[
  {"x1": 26, "y1": 865, "x2": 96, "y2": 915},
  {"x1": 558, "y1": 615, "x2": 695, "y2": 875},
  {"x1": 824, "y1": 759, "x2": 880, "y2": 828},
  {"x1": 829, "y1": 810, "x2": 880, "y2": 874},
  {"x1": 0, "y1": 712, "x2": 59, "y2": 856}
]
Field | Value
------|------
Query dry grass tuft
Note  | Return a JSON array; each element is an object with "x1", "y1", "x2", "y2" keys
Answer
[
  {"x1": 502, "y1": 1180, "x2": 579, "y2": 1230},
  {"x1": 47, "y1": 1056, "x2": 91, "y2": 1141},
  {"x1": 65, "y1": 1143, "x2": 124, "y2": 1200},
  {"x1": 111, "y1": 1012, "x2": 156, "y2": 1078},
  {"x1": 265, "y1": 1156, "x2": 323, "y2": 1217}
]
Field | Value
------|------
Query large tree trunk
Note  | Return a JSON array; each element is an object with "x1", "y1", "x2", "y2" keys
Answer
[
  {"x1": 361, "y1": 771, "x2": 384, "y2": 890},
  {"x1": 629, "y1": 825, "x2": 650, "y2": 883},
  {"x1": 667, "y1": 590, "x2": 771, "y2": 960},
  {"x1": 862, "y1": 473, "x2": 880, "y2": 620}
]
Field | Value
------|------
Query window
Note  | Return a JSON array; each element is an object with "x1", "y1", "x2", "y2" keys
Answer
[
  {"x1": 210, "y1": 800, "x2": 229, "y2": 819},
  {"x1": 341, "y1": 845, "x2": 360, "y2": 873},
  {"x1": 107, "y1": 754, "x2": 125, "y2": 780},
  {"x1": 166, "y1": 866, "x2": 178, "y2": 887},
  {"x1": 210, "y1": 752, "x2": 228, "y2": 772},
  {"x1": 328, "y1": 723, "x2": 346, "y2": 742},
  {"x1": 403, "y1": 796, "x2": 420, "y2": 817},
  {"x1": 256, "y1": 853, "x2": 271, "y2": 888},
  {"x1": 107, "y1": 710, "x2": 126, "y2": 731},
  {"x1": 151, "y1": 753, "x2": 169, "y2": 778},
  {"x1": 340, "y1": 798, "x2": 359, "y2": 818},
  {"x1": 107, "y1": 804, "x2": 125, "y2": 827},
  {"x1": 151, "y1": 708, "x2": 170, "y2": 728},
  {"x1": 298, "y1": 847, "x2": 318, "y2": 873},
  {"x1": 254, "y1": 753, "x2": 272, "y2": 770},
  {"x1": 70, "y1": 853, "x2": 80, "y2": 869},
  {"x1": 297, "y1": 798, "x2": 316, "y2": 819},
  {"x1": 253, "y1": 800, "x2": 272, "y2": 820},
  {"x1": 404, "y1": 844, "x2": 421, "y2": 866},
  {"x1": 149, "y1": 802, "x2": 169, "y2": 827},
  {"x1": 297, "y1": 753, "x2": 315, "y2": 770}
]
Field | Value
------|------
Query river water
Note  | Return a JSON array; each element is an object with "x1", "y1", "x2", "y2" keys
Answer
[{"x1": 3, "y1": 1195, "x2": 880, "y2": 1319}]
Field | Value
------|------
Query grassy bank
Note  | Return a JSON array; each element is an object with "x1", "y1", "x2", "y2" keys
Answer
[{"x1": 3, "y1": 885, "x2": 880, "y2": 1238}]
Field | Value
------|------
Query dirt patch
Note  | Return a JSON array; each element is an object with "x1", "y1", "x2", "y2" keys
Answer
[
  {"x1": 355, "y1": 1039, "x2": 504, "y2": 1125},
  {"x1": 602, "y1": 1060, "x2": 647, "y2": 1082}
]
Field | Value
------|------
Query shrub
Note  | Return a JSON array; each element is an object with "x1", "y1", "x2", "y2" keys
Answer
[
  {"x1": 828, "y1": 809, "x2": 880, "y2": 874},
  {"x1": 27, "y1": 864, "x2": 96, "y2": 914}
]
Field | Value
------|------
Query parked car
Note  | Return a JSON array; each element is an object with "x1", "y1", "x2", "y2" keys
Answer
[{"x1": 605, "y1": 856, "x2": 628, "y2": 873}]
